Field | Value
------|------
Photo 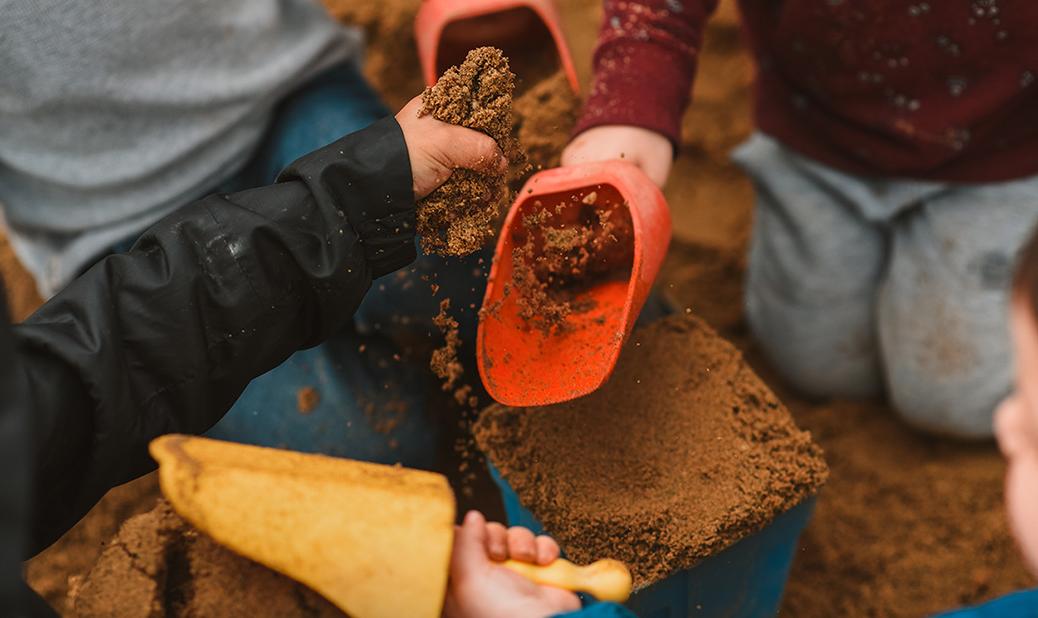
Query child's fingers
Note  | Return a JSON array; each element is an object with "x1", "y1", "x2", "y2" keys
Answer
[
  {"x1": 506, "y1": 526, "x2": 538, "y2": 563},
  {"x1": 443, "y1": 127, "x2": 507, "y2": 174},
  {"x1": 485, "y1": 521, "x2": 509, "y2": 562},
  {"x1": 534, "y1": 535, "x2": 561, "y2": 565},
  {"x1": 395, "y1": 95, "x2": 423, "y2": 120},
  {"x1": 542, "y1": 587, "x2": 583, "y2": 613},
  {"x1": 450, "y1": 510, "x2": 489, "y2": 579},
  {"x1": 995, "y1": 395, "x2": 1031, "y2": 457}
]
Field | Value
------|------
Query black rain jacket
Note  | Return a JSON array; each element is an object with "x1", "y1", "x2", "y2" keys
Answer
[{"x1": 0, "y1": 117, "x2": 416, "y2": 616}]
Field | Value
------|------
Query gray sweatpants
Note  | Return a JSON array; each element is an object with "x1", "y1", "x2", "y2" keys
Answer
[{"x1": 734, "y1": 134, "x2": 1038, "y2": 438}]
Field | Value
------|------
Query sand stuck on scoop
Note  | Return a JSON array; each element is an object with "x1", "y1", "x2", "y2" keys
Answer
[
  {"x1": 417, "y1": 46, "x2": 525, "y2": 257},
  {"x1": 474, "y1": 314, "x2": 828, "y2": 589},
  {"x1": 507, "y1": 192, "x2": 634, "y2": 333}
]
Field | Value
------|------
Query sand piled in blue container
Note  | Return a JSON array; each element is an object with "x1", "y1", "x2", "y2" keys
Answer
[{"x1": 474, "y1": 314, "x2": 829, "y2": 588}]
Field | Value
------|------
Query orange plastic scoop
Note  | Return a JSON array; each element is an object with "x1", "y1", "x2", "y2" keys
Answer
[
  {"x1": 414, "y1": 0, "x2": 579, "y2": 93},
  {"x1": 477, "y1": 161, "x2": 671, "y2": 407}
]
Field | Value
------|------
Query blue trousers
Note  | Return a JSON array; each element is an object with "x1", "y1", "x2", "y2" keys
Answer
[
  {"x1": 204, "y1": 63, "x2": 491, "y2": 469},
  {"x1": 933, "y1": 588, "x2": 1038, "y2": 617}
]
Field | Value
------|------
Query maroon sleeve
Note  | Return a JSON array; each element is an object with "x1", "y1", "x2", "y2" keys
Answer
[{"x1": 573, "y1": 0, "x2": 716, "y2": 149}]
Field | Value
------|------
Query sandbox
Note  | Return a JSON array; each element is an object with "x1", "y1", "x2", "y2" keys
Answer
[{"x1": 21, "y1": 2, "x2": 1034, "y2": 616}]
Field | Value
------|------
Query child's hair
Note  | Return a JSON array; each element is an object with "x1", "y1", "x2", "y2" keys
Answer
[{"x1": 1014, "y1": 225, "x2": 1038, "y2": 315}]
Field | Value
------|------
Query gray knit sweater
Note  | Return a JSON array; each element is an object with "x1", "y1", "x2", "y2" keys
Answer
[{"x1": 0, "y1": 0, "x2": 363, "y2": 296}]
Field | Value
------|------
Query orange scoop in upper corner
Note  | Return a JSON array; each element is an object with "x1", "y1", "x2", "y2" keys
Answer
[
  {"x1": 477, "y1": 161, "x2": 671, "y2": 408},
  {"x1": 415, "y1": 0, "x2": 580, "y2": 93}
]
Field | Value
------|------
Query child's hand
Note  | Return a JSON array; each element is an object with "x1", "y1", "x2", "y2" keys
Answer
[
  {"x1": 561, "y1": 125, "x2": 672, "y2": 188},
  {"x1": 396, "y1": 96, "x2": 507, "y2": 200},
  {"x1": 443, "y1": 510, "x2": 581, "y2": 618}
]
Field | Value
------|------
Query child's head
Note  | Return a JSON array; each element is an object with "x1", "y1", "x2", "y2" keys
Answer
[{"x1": 999, "y1": 229, "x2": 1038, "y2": 576}]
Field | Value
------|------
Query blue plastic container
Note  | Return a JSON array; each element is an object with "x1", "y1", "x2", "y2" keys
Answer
[{"x1": 488, "y1": 465, "x2": 816, "y2": 617}]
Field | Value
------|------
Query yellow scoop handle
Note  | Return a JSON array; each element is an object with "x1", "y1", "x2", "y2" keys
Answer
[{"x1": 501, "y1": 558, "x2": 633, "y2": 603}]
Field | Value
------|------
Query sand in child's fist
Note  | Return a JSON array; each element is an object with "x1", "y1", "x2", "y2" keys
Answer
[{"x1": 418, "y1": 47, "x2": 525, "y2": 257}]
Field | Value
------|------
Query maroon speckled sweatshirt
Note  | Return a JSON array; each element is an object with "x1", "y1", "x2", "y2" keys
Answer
[{"x1": 574, "y1": 0, "x2": 1038, "y2": 181}]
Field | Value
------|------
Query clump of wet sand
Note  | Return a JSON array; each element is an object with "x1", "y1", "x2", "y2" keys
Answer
[
  {"x1": 71, "y1": 501, "x2": 344, "y2": 617},
  {"x1": 417, "y1": 47, "x2": 525, "y2": 257}
]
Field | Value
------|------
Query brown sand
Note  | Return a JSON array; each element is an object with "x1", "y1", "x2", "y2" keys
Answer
[
  {"x1": 296, "y1": 386, "x2": 320, "y2": 414},
  {"x1": 71, "y1": 501, "x2": 344, "y2": 617},
  {"x1": 474, "y1": 314, "x2": 829, "y2": 588},
  {"x1": 0, "y1": 231, "x2": 42, "y2": 322},
  {"x1": 779, "y1": 397, "x2": 1035, "y2": 617},
  {"x1": 320, "y1": 0, "x2": 423, "y2": 111},
  {"x1": 431, "y1": 298, "x2": 478, "y2": 408},
  {"x1": 417, "y1": 47, "x2": 524, "y2": 257},
  {"x1": 24, "y1": 475, "x2": 161, "y2": 614},
  {"x1": 21, "y1": 0, "x2": 1038, "y2": 615},
  {"x1": 509, "y1": 194, "x2": 633, "y2": 333},
  {"x1": 512, "y1": 70, "x2": 580, "y2": 174},
  {"x1": 661, "y1": 238, "x2": 1038, "y2": 615},
  {"x1": 661, "y1": 242, "x2": 746, "y2": 334}
]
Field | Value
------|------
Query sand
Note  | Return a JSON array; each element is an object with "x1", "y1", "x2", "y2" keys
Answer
[
  {"x1": 512, "y1": 70, "x2": 580, "y2": 175},
  {"x1": 659, "y1": 239, "x2": 1038, "y2": 615},
  {"x1": 660, "y1": 243, "x2": 746, "y2": 334},
  {"x1": 474, "y1": 314, "x2": 828, "y2": 588},
  {"x1": 508, "y1": 194, "x2": 633, "y2": 333},
  {"x1": 24, "y1": 475, "x2": 161, "y2": 615},
  {"x1": 416, "y1": 47, "x2": 525, "y2": 257},
  {"x1": 780, "y1": 397, "x2": 1034, "y2": 616},
  {"x1": 71, "y1": 501, "x2": 344, "y2": 617},
  {"x1": 0, "y1": 230, "x2": 41, "y2": 322},
  {"x1": 19, "y1": 0, "x2": 1037, "y2": 615},
  {"x1": 432, "y1": 298, "x2": 478, "y2": 408},
  {"x1": 296, "y1": 386, "x2": 320, "y2": 414},
  {"x1": 319, "y1": 0, "x2": 424, "y2": 112}
]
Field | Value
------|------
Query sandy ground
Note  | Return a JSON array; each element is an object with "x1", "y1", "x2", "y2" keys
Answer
[{"x1": 10, "y1": 0, "x2": 1035, "y2": 615}]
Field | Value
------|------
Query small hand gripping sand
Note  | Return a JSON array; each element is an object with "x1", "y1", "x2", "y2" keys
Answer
[
  {"x1": 149, "y1": 434, "x2": 632, "y2": 617},
  {"x1": 417, "y1": 46, "x2": 525, "y2": 257},
  {"x1": 477, "y1": 161, "x2": 671, "y2": 406}
]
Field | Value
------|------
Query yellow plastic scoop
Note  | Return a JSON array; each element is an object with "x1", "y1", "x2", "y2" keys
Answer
[{"x1": 150, "y1": 435, "x2": 632, "y2": 617}]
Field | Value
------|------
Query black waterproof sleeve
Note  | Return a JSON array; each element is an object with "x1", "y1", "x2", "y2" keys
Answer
[
  {"x1": 0, "y1": 288, "x2": 37, "y2": 616},
  {"x1": 11, "y1": 116, "x2": 417, "y2": 555}
]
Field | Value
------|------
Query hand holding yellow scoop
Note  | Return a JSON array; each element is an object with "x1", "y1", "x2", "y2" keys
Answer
[{"x1": 149, "y1": 435, "x2": 633, "y2": 618}]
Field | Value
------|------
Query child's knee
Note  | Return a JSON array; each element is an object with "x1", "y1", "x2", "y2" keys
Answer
[
  {"x1": 884, "y1": 361, "x2": 1006, "y2": 439},
  {"x1": 746, "y1": 291, "x2": 882, "y2": 400},
  {"x1": 878, "y1": 291, "x2": 1012, "y2": 438}
]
